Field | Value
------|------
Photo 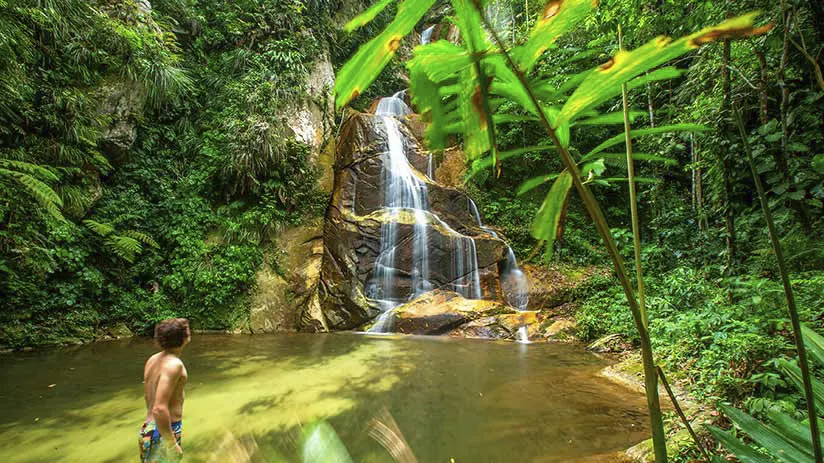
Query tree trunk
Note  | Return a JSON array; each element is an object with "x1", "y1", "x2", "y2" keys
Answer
[{"x1": 721, "y1": 35, "x2": 735, "y2": 298}]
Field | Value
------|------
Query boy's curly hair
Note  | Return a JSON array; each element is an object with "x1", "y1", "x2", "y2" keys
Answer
[{"x1": 154, "y1": 318, "x2": 190, "y2": 349}]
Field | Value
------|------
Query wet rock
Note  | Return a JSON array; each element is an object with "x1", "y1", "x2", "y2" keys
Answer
[
  {"x1": 543, "y1": 319, "x2": 578, "y2": 340},
  {"x1": 523, "y1": 265, "x2": 605, "y2": 310},
  {"x1": 387, "y1": 290, "x2": 514, "y2": 335},
  {"x1": 250, "y1": 221, "x2": 324, "y2": 333}
]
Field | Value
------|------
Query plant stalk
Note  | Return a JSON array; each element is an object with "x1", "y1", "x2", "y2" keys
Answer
[
  {"x1": 619, "y1": 25, "x2": 648, "y2": 328},
  {"x1": 656, "y1": 366, "x2": 711, "y2": 462},
  {"x1": 474, "y1": 4, "x2": 667, "y2": 461},
  {"x1": 733, "y1": 107, "x2": 823, "y2": 463}
]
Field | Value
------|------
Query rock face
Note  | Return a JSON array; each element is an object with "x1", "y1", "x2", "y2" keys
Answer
[
  {"x1": 305, "y1": 110, "x2": 514, "y2": 330},
  {"x1": 249, "y1": 221, "x2": 324, "y2": 333}
]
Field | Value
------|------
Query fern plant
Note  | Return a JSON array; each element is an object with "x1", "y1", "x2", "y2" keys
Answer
[
  {"x1": 335, "y1": 1, "x2": 770, "y2": 460},
  {"x1": 83, "y1": 219, "x2": 159, "y2": 263},
  {"x1": 0, "y1": 159, "x2": 65, "y2": 221}
]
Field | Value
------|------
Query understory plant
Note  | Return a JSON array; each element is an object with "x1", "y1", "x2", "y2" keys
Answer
[{"x1": 334, "y1": 0, "x2": 771, "y2": 460}]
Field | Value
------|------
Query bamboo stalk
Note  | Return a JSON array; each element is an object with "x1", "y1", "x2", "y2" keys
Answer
[
  {"x1": 733, "y1": 107, "x2": 823, "y2": 463},
  {"x1": 619, "y1": 25, "x2": 648, "y2": 328},
  {"x1": 473, "y1": 4, "x2": 667, "y2": 461},
  {"x1": 656, "y1": 367, "x2": 711, "y2": 462}
]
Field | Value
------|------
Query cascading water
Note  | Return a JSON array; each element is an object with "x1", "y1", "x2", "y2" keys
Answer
[
  {"x1": 467, "y1": 198, "x2": 529, "y2": 311},
  {"x1": 367, "y1": 88, "x2": 529, "y2": 332}
]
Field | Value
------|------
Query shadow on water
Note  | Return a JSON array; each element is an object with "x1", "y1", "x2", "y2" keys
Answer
[{"x1": 0, "y1": 333, "x2": 649, "y2": 462}]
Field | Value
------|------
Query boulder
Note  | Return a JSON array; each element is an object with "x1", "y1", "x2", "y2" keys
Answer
[{"x1": 384, "y1": 290, "x2": 514, "y2": 335}]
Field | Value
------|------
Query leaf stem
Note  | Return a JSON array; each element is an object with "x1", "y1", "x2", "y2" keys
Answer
[{"x1": 619, "y1": 24, "x2": 648, "y2": 328}]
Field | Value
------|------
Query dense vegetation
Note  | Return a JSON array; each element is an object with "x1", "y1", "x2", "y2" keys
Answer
[{"x1": 0, "y1": 0, "x2": 383, "y2": 346}]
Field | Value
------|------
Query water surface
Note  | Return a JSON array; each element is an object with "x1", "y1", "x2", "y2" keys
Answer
[{"x1": 0, "y1": 333, "x2": 649, "y2": 462}]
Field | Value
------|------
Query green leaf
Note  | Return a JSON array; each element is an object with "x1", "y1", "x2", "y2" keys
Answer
[
  {"x1": 720, "y1": 404, "x2": 814, "y2": 463},
  {"x1": 802, "y1": 325, "x2": 824, "y2": 367},
  {"x1": 585, "y1": 123, "x2": 710, "y2": 158},
  {"x1": 344, "y1": 0, "x2": 394, "y2": 32},
  {"x1": 583, "y1": 152, "x2": 677, "y2": 165},
  {"x1": 707, "y1": 426, "x2": 774, "y2": 463},
  {"x1": 812, "y1": 154, "x2": 824, "y2": 174},
  {"x1": 560, "y1": 13, "x2": 769, "y2": 124},
  {"x1": 786, "y1": 142, "x2": 809, "y2": 153},
  {"x1": 573, "y1": 111, "x2": 645, "y2": 126},
  {"x1": 335, "y1": 0, "x2": 436, "y2": 109},
  {"x1": 513, "y1": 0, "x2": 595, "y2": 71},
  {"x1": 517, "y1": 173, "x2": 560, "y2": 196},
  {"x1": 778, "y1": 358, "x2": 824, "y2": 412},
  {"x1": 531, "y1": 171, "x2": 573, "y2": 252},
  {"x1": 83, "y1": 220, "x2": 115, "y2": 238}
]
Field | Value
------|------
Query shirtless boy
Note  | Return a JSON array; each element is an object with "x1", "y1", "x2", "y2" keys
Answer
[{"x1": 139, "y1": 318, "x2": 190, "y2": 462}]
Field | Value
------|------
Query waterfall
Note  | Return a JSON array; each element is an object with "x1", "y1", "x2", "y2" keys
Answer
[
  {"x1": 501, "y1": 247, "x2": 529, "y2": 312},
  {"x1": 367, "y1": 93, "x2": 529, "y2": 332},
  {"x1": 420, "y1": 25, "x2": 435, "y2": 45},
  {"x1": 427, "y1": 153, "x2": 434, "y2": 180},
  {"x1": 467, "y1": 199, "x2": 529, "y2": 311}
]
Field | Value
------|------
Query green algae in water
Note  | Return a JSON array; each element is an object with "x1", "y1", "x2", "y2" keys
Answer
[{"x1": 0, "y1": 333, "x2": 649, "y2": 462}]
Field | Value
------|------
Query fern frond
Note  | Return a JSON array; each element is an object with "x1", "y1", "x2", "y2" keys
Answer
[
  {"x1": 83, "y1": 219, "x2": 115, "y2": 237},
  {"x1": 122, "y1": 230, "x2": 159, "y2": 249}
]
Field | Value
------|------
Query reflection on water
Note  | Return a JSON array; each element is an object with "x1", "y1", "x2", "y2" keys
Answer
[{"x1": 0, "y1": 333, "x2": 649, "y2": 462}]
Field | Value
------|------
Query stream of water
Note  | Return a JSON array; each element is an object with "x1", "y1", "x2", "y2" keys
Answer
[{"x1": 0, "y1": 334, "x2": 650, "y2": 462}]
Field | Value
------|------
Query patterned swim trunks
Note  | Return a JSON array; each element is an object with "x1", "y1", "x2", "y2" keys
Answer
[{"x1": 139, "y1": 419, "x2": 183, "y2": 462}]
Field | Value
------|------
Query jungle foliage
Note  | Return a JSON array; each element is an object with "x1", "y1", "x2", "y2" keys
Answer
[
  {"x1": 0, "y1": 0, "x2": 364, "y2": 346},
  {"x1": 336, "y1": 0, "x2": 823, "y2": 460}
]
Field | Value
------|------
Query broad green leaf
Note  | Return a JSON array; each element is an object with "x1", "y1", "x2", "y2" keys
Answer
[
  {"x1": 517, "y1": 173, "x2": 560, "y2": 196},
  {"x1": 596, "y1": 152, "x2": 678, "y2": 166},
  {"x1": 531, "y1": 171, "x2": 573, "y2": 252},
  {"x1": 625, "y1": 67, "x2": 685, "y2": 93},
  {"x1": 409, "y1": 41, "x2": 472, "y2": 83},
  {"x1": 779, "y1": 358, "x2": 824, "y2": 412},
  {"x1": 720, "y1": 404, "x2": 814, "y2": 463},
  {"x1": 344, "y1": 0, "x2": 394, "y2": 32},
  {"x1": 586, "y1": 123, "x2": 710, "y2": 158},
  {"x1": 573, "y1": 111, "x2": 645, "y2": 126},
  {"x1": 802, "y1": 325, "x2": 824, "y2": 367},
  {"x1": 493, "y1": 114, "x2": 537, "y2": 124},
  {"x1": 560, "y1": 13, "x2": 770, "y2": 124},
  {"x1": 598, "y1": 177, "x2": 659, "y2": 184},
  {"x1": 335, "y1": 0, "x2": 437, "y2": 109},
  {"x1": 707, "y1": 426, "x2": 773, "y2": 463},
  {"x1": 766, "y1": 409, "x2": 820, "y2": 455},
  {"x1": 514, "y1": 0, "x2": 595, "y2": 71}
]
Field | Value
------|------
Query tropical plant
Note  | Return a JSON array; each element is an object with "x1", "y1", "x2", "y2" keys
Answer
[
  {"x1": 335, "y1": 1, "x2": 771, "y2": 460},
  {"x1": 709, "y1": 325, "x2": 824, "y2": 462}
]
